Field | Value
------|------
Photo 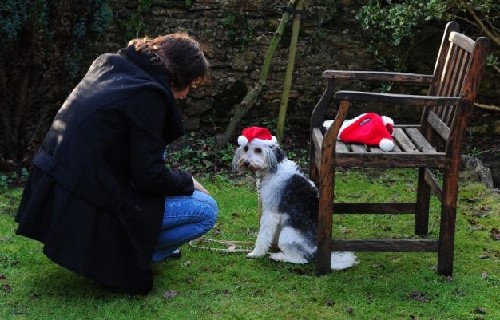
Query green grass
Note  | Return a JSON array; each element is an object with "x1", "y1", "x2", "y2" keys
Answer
[{"x1": 1, "y1": 169, "x2": 499, "y2": 320}]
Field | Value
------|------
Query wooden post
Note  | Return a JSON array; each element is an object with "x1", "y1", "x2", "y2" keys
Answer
[
  {"x1": 276, "y1": 0, "x2": 305, "y2": 142},
  {"x1": 216, "y1": 0, "x2": 297, "y2": 146}
]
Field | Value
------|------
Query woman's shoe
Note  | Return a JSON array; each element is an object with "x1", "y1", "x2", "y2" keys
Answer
[{"x1": 169, "y1": 248, "x2": 182, "y2": 259}]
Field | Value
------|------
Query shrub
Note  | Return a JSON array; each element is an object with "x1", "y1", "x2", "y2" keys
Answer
[{"x1": 0, "y1": 0, "x2": 112, "y2": 170}]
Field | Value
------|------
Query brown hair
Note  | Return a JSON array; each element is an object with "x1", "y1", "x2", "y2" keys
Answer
[{"x1": 129, "y1": 32, "x2": 209, "y2": 90}]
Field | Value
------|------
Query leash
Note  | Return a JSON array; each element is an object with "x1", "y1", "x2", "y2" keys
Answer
[{"x1": 188, "y1": 237, "x2": 253, "y2": 253}]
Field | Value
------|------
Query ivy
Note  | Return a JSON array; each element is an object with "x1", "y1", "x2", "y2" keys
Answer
[
  {"x1": 357, "y1": 0, "x2": 448, "y2": 46},
  {"x1": 0, "y1": 0, "x2": 29, "y2": 50},
  {"x1": 356, "y1": 0, "x2": 499, "y2": 74},
  {"x1": 116, "y1": 0, "x2": 152, "y2": 41}
]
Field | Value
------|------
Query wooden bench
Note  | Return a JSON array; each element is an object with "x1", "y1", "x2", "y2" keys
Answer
[{"x1": 309, "y1": 22, "x2": 490, "y2": 276}]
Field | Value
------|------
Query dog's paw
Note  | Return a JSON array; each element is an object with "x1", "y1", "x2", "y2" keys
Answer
[{"x1": 247, "y1": 249, "x2": 266, "y2": 258}]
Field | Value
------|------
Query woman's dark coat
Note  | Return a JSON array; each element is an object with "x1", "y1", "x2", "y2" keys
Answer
[{"x1": 15, "y1": 46, "x2": 194, "y2": 293}]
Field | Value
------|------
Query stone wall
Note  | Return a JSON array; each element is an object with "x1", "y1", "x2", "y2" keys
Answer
[{"x1": 99, "y1": 0, "x2": 498, "y2": 134}]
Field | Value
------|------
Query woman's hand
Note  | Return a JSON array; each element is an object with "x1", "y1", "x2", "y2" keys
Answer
[{"x1": 192, "y1": 177, "x2": 210, "y2": 194}]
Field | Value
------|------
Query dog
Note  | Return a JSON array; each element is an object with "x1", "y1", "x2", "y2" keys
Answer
[{"x1": 232, "y1": 126, "x2": 358, "y2": 270}]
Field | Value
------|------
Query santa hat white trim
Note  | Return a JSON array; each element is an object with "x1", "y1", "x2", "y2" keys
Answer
[{"x1": 237, "y1": 127, "x2": 277, "y2": 147}]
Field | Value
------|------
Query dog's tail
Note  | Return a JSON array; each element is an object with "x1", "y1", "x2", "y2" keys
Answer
[{"x1": 330, "y1": 251, "x2": 358, "y2": 270}]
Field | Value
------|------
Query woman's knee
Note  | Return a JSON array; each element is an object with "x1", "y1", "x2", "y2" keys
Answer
[
  {"x1": 204, "y1": 197, "x2": 218, "y2": 229},
  {"x1": 193, "y1": 191, "x2": 218, "y2": 229}
]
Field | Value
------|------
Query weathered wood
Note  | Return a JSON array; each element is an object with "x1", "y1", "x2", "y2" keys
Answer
[
  {"x1": 450, "y1": 31, "x2": 475, "y2": 52},
  {"x1": 311, "y1": 80, "x2": 335, "y2": 128},
  {"x1": 316, "y1": 100, "x2": 350, "y2": 275},
  {"x1": 311, "y1": 128, "x2": 323, "y2": 173},
  {"x1": 310, "y1": 80, "x2": 335, "y2": 183},
  {"x1": 393, "y1": 128, "x2": 418, "y2": 153},
  {"x1": 350, "y1": 143, "x2": 366, "y2": 153},
  {"x1": 312, "y1": 128, "x2": 323, "y2": 151},
  {"x1": 427, "y1": 111, "x2": 451, "y2": 141},
  {"x1": 335, "y1": 141, "x2": 349, "y2": 152},
  {"x1": 415, "y1": 168, "x2": 431, "y2": 236},
  {"x1": 322, "y1": 71, "x2": 433, "y2": 84},
  {"x1": 423, "y1": 168, "x2": 442, "y2": 201},
  {"x1": 331, "y1": 239, "x2": 439, "y2": 252},
  {"x1": 406, "y1": 128, "x2": 436, "y2": 152},
  {"x1": 335, "y1": 152, "x2": 447, "y2": 168},
  {"x1": 334, "y1": 203, "x2": 416, "y2": 214},
  {"x1": 310, "y1": 22, "x2": 490, "y2": 277},
  {"x1": 334, "y1": 91, "x2": 461, "y2": 106}
]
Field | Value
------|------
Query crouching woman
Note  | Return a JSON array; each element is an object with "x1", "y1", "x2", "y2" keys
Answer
[{"x1": 15, "y1": 32, "x2": 217, "y2": 294}]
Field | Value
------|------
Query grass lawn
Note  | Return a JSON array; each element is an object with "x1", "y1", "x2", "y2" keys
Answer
[{"x1": 1, "y1": 169, "x2": 499, "y2": 320}]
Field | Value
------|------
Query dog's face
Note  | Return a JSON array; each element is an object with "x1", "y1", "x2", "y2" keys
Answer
[{"x1": 232, "y1": 142, "x2": 286, "y2": 174}]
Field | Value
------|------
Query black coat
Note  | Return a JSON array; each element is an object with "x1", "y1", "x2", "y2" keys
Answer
[{"x1": 15, "y1": 46, "x2": 194, "y2": 293}]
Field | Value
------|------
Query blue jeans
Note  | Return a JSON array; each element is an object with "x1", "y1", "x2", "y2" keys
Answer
[{"x1": 151, "y1": 190, "x2": 218, "y2": 262}]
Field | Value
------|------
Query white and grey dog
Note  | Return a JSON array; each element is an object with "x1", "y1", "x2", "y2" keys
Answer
[{"x1": 232, "y1": 127, "x2": 358, "y2": 270}]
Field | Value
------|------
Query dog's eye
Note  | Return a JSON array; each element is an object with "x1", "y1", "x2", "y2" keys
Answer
[
  {"x1": 255, "y1": 148, "x2": 262, "y2": 153},
  {"x1": 243, "y1": 146, "x2": 248, "y2": 152}
]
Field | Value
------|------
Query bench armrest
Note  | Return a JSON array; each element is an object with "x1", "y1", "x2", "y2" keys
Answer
[
  {"x1": 334, "y1": 91, "x2": 460, "y2": 106},
  {"x1": 323, "y1": 70, "x2": 434, "y2": 84}
]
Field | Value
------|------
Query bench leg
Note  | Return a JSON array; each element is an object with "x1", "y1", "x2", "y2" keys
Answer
[
  {"x1": 437, "y1": 167, "x2": 459, "y2": 276},
  {"x1": 316, "y1": 192, "x2": 333, "y2": 275},
  {"x1": 415, "y1": 168, "x2": 431, "y2": 236},
  {"x1": 316, "y1": 166, "x2": 336, "y2": 275}
]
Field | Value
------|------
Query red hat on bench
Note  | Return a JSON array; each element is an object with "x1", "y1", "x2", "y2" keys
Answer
[{"x1": 337, "y1": 113, "x2": 395, "y2": 152}]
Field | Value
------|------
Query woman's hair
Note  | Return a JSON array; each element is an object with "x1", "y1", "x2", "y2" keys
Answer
[{"x1": 129, "y1": 32, "x2": 209, "y2": 90}]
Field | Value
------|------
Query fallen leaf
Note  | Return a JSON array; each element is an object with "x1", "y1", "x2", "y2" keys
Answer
[
  {"x1": 467, "y1": 219, "x2": 478, "y2": 225},
  {"x1": 478, "y1": 205, "x2": 491, "y2": 212},
  {"x1": 2, "y1": 284, "x2": 12, "y2": 293},
  {"x1": 473, "y1": 307, "x2": 487, "y2": 315},
  {"x1": 409, "y1": 291, "x2": 430, "y2": 302},
  {"x1": 0, "y1": 274, "x2": 6, "y2": 280},
  {"x1": 490, "y1": 228, "x2": 500, "y2": 240},
  {"x1": 163, "y1": 290, "x2": 178, "y2": 300},
  {"x1": 469, "y1": 225, "x2": 484, "y2": 231}
]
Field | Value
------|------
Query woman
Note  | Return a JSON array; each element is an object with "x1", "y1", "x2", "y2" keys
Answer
[{"x1": 15, "y1": 32, "x2": 217, "y2": 294}]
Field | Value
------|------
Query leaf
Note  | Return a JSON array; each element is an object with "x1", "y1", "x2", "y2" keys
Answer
[
  {"x1": 325, "y1": 299, "x2": 335, "y2": 307},
  {"x1": 490, "y1": 228, "x2": 500, "y2": 240},
  {"x1": 2, "y1": 283, "x2": 12, "y2": 293},
  {"x1": 473, "y1": 307, "x2": 487, "y2": 315},
  {"x1": 409, "y1": 290, "x2": 430, "y2": 302},
  {"x1": 163, "y1": 290, "x2": 178, "y2": 300}
]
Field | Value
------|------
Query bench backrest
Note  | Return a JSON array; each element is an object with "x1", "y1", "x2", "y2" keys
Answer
[{"x1": 421, "y1": 22, "x2": 490, "y2": 153}]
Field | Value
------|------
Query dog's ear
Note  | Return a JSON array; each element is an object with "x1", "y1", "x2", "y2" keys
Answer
[
  {"x1": 265, "y1": 145, "x2": 287, "y2": 173},
  {"x1": 273, "y1": 146, "x2": 287, "y2": 163},
  {"x1": 232, "y1": 147, "x2": 243, "y2": 172}
]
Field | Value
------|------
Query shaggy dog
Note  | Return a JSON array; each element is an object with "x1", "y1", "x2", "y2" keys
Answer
[{"x1": 232, "y1": 127, "x2": 358, "y2": 270}]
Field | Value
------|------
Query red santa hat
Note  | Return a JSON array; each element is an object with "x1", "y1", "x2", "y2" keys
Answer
[
  {"x1": 336, "y1": 113, "x2": 395, "y2": 152},
  {"x1": 237, "y1": 126, "x2": 277, "y2": 147}
]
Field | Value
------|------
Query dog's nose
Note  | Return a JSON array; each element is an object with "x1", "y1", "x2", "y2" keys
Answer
[{"x1": 243, "y1": 160, "x2": 250, "y2": 167}]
